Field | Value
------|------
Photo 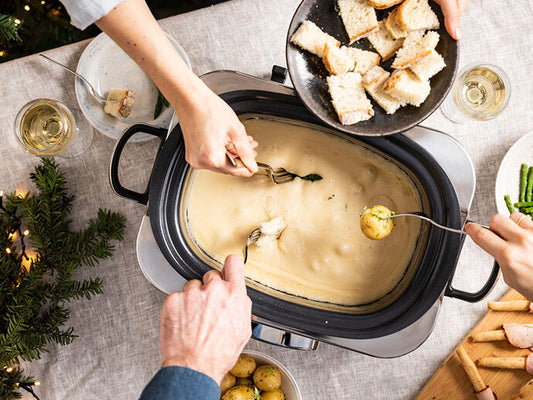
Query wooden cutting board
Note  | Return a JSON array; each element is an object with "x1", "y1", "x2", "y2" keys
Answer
[{"x1": 416, "y1": 290, "x2": 533, "y2": 400}]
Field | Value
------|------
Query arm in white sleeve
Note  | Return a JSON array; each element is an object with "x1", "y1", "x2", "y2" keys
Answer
[{"x1": 59, "y1": 0, "x2": 127, "y2": 30}]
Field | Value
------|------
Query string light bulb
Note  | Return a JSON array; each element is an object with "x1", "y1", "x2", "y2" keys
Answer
[
  {"x1": 6, "y1": 248, "x2": 11, "y2": 254},
  {"x1": 23, "y1": 230, "x2": 29, "y2": 236},
  {"x1": 6, "y1": 367, "x2": 13, "y2": 373},
  {"x1": 0, "y1": 190, "x2": 3, "y2": 197},
  {"x1": 34, "y1": 381, "x2": 40, "y2": 386},
  {"x1": 24, "y1": 5, "x2": 30, "y2": 11},
  {"x1": 14, "y1": 19, "x2": 21, "y2": 25}
]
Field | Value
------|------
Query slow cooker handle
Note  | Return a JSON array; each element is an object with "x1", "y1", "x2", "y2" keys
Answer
[
  {"x1": 109, "y1": 124, "x2": 167, "y2": 205},
  {"x1": 445, "y1": 260, "x2": 501, "y2": 302},
  {"x1": 251, "y1": 322, "x2": 319, "y2": 350}
]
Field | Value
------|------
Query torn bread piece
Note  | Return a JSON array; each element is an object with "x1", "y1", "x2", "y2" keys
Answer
[
  {"x1": 384, "y1": 69, "x2": 430, "y2": 107},
  {"x1": 408, "y1": 49, "x2": 445, "y2": 80},
  {"x1": 104, "y1": 89, "x2": 135, "y2": 118},
  {"x1": 290, "y1": 21, "x2": 340, "y2": 58},
  {"x1": 337, "y1": 0, "x2": 379, "y2": 43},
  {"x1": 327, "y1": 72, "x2": 374, "y2": 125},
  {"x1": 367, "y1": 20, "x2": 404, "y2": 61},
  {"x1": 367, "y1": 0, "x2": 405, "y2": 9},
  {"x1": 323, "y1": 43, "x2": 356, "y2": 75},
  {"x1": 395, "y1": 0, "x2": 440, "y2": 31},
  {"x1": 346, "y1": 47, "x2": 381, "y2": 74},
  {"x1": 391, "y1": 30, "x2": 440, "y2": 69},
  {"x1": 323, "y1": 45, "x2": 380, "y2": 75},
  {"x1": 256, "y1": 217, "x2": 287, "y2": 247},
  {"x1": 385, "y1": 8, "x2": 410, "y2": 39},
  {"x1": 363, "y1": 66, "x2": 405, "y2": 114}
]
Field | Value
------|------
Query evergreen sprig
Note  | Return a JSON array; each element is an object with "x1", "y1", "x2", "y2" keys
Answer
[
  {"x1": 0, "y1": 14, "x2": 22, "y2": 43},
  {"x1": 0, "y1": 158, "x2": 126, "y2": 399}
]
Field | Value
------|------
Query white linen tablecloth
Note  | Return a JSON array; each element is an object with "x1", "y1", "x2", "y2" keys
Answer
[{"x1": 0, "y1": 0, "x2": 532, "y2": 398}]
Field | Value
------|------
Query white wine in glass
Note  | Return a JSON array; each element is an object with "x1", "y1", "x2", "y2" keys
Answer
[
  {"x1": 15, "y1": 99, "x2": 75, "y2": 156},
  {"x1": 441, "y1": 64, "x2": 511, "y2": 124}
]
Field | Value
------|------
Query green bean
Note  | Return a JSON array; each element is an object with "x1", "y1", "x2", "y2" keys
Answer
[
  {"x1": 520, "y1": 164, "x2": 528, "y2": 202},
  {"x1": 524, "y1": 207, "x2": 533, "y2": 214},
  {"x1": 505, "y1": 195, "x2": 516, "y2": 214},
  {"x1": 527, "y1": 167, "x2": 533, "y2": 202},
  {"x1": 514, "y1": 201, "x2": 533, "y2": 208}
]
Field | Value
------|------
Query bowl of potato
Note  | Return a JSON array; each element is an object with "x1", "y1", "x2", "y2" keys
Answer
[{"x1": 220, "y1": 350, "x2": 302, "y2": 400}]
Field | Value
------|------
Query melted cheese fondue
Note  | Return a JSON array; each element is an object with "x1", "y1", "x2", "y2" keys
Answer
[{"x1": 186, "y1": 117, "x2": 421, "y2": 305}]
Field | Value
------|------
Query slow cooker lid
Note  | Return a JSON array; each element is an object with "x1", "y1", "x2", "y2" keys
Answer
[{"x1": 148, "y1": 89, "x2": 462, "y2": 339}]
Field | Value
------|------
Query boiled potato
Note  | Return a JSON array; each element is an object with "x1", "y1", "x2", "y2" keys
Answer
[
  {"x1": 221, "y1": 385, "x2": 256, "y2": 400},
  {"x1": 220, "y1": 373, "x2": 237, "y2": 395},
  {"x1": 261, "y1": 389, "x2": 285, "y2": 400},
  {"x1": 253, "y1": 365, "x2": 281, "y2": 392},
  {"x1": 360, "y1": 205, "x2": 394, "y2": 240},
  {"x1": 230, "y1": 354, "x2": 257, "y2": 378},
  {"x1": 235, "y1": 378, "x2": 254, "y2": 387}
]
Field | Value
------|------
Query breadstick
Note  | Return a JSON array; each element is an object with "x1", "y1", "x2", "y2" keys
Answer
[
  {"x1": 488, "y1": 300, "x2": 531, "y2": 311},
  {"x1": 456, "y1": 345, "x2": 487, "y2": 393},
  {"x1": 471, "y1": 330, "x2": 507, "y2": 343},
  {"x1": 477, "y1": 357, "x2": 527, "y2": 369},
  {"x1": 512, "y1": 378, "x2": 533, "y2": 400}
]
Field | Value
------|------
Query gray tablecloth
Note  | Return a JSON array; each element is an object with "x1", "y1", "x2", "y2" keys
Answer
[{"x1": 0, "y1": 0, "x2": 532, "y2": 398}]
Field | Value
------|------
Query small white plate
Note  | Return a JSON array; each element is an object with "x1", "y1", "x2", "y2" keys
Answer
[
  {"x1": 75, "y1": 32, "x2": 190, "y2": 141},
  {"x1": 495, "y1": 131, "x2": 533, "y2": 214}
]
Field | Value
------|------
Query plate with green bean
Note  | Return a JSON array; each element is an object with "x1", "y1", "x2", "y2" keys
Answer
[{"x1": 495, "y1": 132, "x2": 533, "y2": 217}]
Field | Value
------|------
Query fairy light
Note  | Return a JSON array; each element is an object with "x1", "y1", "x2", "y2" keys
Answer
[
  {"x1": 41, "y1": 0, "x2": 45, "y2": 3},
  {"x1": 6, "y1": 367, "x2": 13, "y2": 373},
  {"x1": 6, "y1": 248, "x2": 11, "y2": 254},
  {"x1": 34, "y1": 381, "x2": 40, "y2": 386},
  {"x1": 14, "y1": 19, "x2": 21, "y2": 25},
  {"x1": 24, "y1": 5, "x2": 30, "y2": 11},
  {"x1": 23, "y1": 230, "x2": 29, "y2": 236}
]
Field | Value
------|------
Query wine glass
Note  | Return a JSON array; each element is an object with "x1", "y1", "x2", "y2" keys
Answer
[
  {"x1": 14, "y1": 98, "x2": 93, "y2": 158},
  {"x1": 440, "y1": 63, "x2": 511, "y2": 124}
]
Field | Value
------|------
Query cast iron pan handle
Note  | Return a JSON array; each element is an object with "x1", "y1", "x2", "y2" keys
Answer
[
  {"x1": 444, "y1": 220, "x2": 501, "y2": 302},
  {"x1": 109, "y1": 124, "x2": 167, "y2": 205}
]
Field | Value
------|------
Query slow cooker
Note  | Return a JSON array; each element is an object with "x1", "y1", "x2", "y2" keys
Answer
[{"x1": 109, "y1": 69, "x2": 499, "y2": 357}]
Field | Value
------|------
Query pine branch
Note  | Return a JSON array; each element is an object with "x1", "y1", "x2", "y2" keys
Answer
[{"x1": 0, "y1": 14, "x2": 22, "y2": 43}]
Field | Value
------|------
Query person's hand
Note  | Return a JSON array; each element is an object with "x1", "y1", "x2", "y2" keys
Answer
[
  {"x1": 433, "y1": 0, "x2": 468, "y2": 40},
  {"x1": 176, "y1": 81, "x2": 259, "y2": 177},
  {"x1": 159, "y1": 255, "x2": 252, "y2": 384},
  {"x1": 465, "y1": 213, "x2": 533, "y2": 301}
]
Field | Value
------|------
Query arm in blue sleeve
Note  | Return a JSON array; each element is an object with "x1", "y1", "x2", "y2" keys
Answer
[{"x1": 140, "y1": 366, "x2": 221, "y2": 400}]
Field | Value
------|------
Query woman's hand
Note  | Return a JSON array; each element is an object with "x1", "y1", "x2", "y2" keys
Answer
[
  {"x1": 466, "y1": 213, "x2": 533, "y2": 301},
  {"x1": 433, "y1": 0, "x2": 468, "y2": 40},
  {"x1": 176, "y1": 81, "x2": 258, "y2": 177}
]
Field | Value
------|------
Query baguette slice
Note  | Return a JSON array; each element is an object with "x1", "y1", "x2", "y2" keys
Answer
[
  {"x1": 338, "y1": 0, "x2": 379, "y2": 43},
  {"x1": 363, "y1": 66, "x2": 406, "y2": 114},
  {"x1": 385, "y1": 8, "x2": 410, "y2": 39},
  {"x1": 391, "y1": 30, "x2": 439, "y2": 69},
  {"x1": 408, "y1": 49, "x2": 445, "y2": 80},
  {"x1": 290, "y1": 21, "x2": 340, "y2": 58},
  {"x1": 327, "y1": 72, "x2": 374, "y2": 125},
  {"x1": 323, "y1": 43, "x2": 356, "y2": 75},
  {"x1": 367, "y1": 20, "x2": 404, "y2": 61},
  {"x1": 367, "y1": 0, "x2": 405, "y2": 9},
  {"x1": 104, "y1": 88, "x2": 135, "y2": 118},
  {"x1": 395, "y1": 0, "x2": 440, "y2": 31},
  {"x1": 384, "y1": 69, "x2": 431, "y2": 106}
]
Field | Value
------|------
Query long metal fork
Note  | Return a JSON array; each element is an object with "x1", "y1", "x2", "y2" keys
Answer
[
  {"x1": 257, "y1": 162, "x2": 298, "y2": 185},
  {"x1": 386, "y1": 211, "x2": 490, "y2": 234},
  {"x1": 243, "y1": 228, "x2": 262, "y2": 264}
]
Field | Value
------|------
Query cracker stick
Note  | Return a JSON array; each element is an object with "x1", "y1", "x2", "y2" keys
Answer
[
  {"x1": 488, "y1": 300, "x2": 531, "y2": 312},
  {"x1": 456, "y1": 345, "x2": 487, "y2": 393},
  {"x1": 471, "y1": 330, "x2": 507, "y2": 343},
  {"x1": 477, "y1": 357, "x2": 527, "y2": 369},
  {"x1": 512, "y1": 378, "x2": 533, "y2": 400}
]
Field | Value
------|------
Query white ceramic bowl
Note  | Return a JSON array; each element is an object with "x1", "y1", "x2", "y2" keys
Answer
[{"x1": 242, "y1": 350, "x2": 302, "y2": 400}]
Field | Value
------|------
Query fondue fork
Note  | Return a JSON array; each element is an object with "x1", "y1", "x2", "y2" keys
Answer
[
  {"x1": 257, "y1": 162, "x2": 298, "y2": 184},
  {"x1": 386, "y1": 212, "x2": 489, "y2": 234},
  {"x1": 243, "y1": 228, "x2": 261, "y2": 264}
]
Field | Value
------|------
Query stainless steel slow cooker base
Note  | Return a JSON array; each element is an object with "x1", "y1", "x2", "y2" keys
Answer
[{"x1": 133, "y1": 71, "x2": 476, "y2": 358}]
